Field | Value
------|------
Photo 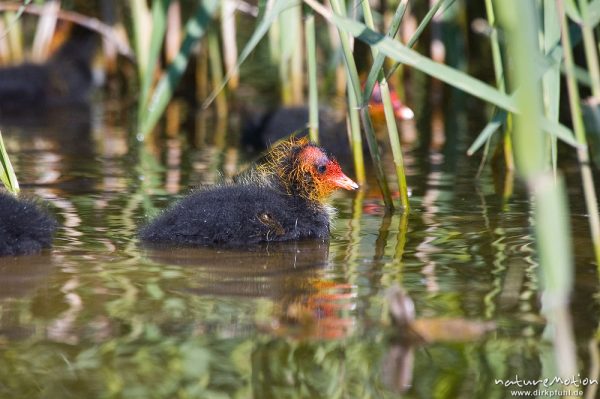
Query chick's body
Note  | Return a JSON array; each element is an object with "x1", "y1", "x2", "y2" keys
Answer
[
  {"x1": 139, "y1": 138, "x2": 357, "y2": 248},
  {"x1": 139, "y1": 184, "x2": 330, "y2": 247},
  {"x1": 0, "y1": 193, "x2": 57, "y2": 256}
]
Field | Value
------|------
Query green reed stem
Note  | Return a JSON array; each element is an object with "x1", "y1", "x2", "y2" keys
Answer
[
  {"x1": 578, "y1": 0, "x2": 600, "y2": 98},
  {"x1": 558, "y1": 0, "x2": 600, "y2": 267},
  {"x1": 4, "y1": 12, "x2": 23, "y2": 62},
  {"x1": 484, "y1": 0, "x2": 505, "y2": 92},
  {"x1": 139, "y1": 0, "x2": 218, "y2": 138},
  {"x1": 220, "y1": 0, "x2": 239, "y2": 90},
  {"x1": 305, "y1": 11, "x2": 319, "y2": 143},
  {"x1": 498, "y1": 0, "x2": 577, "y2": 379},
  {"x1": 484, "y1": 0, "x2": 514, "y2": 171},
  {"x1": 290, "y1": 6, "x2": 303, "y2": 104},
  {"x1": 329, "y1": 0, "x2": 393, "y2": 208},
  {"x1": 361, "y1": 1, "x2": 409, "y2": 210},
  {"x1": 386, "y1": 0, "x2": 449, "y2": 80},
  {"x1": 138, "y1": 0, "x2": 169, "y2": 122},
  {"x1": 0, "y1": 130, "x2": 19, "y2": 194},
  {"x1": 207, "y1": 29, "x2": 228, "y2": 119},
  {"x1": 543, "y1": 0, "x2": 560, "y2": 177},
  {"x1": 348, "y1": 80, "x2": 366, "y2": 184},
  {"x1": 129, "y1": 0, "x2": 150, "y2": 81},
  {"x1": 363, "y1": 0, "x2": 407, "y2": 103}
]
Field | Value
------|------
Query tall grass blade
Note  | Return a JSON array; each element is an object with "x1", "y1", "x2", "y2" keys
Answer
[
  {"x1": 3, "y1": 12, "x2": 24, "y2": 63},
  {"x1": 538, "y1": 115, "x2": 579, "y2": 147},
  {"x1": 165, "y1": 1, "x2": 182, "y2": 63},
  {"x1": 305, "y1": 1, "x2": 517, "y2": 112},
  {"x1": 361, "y1": 0, "x2": 409, "y2": 210},
  {"x1": 139, "y1": 0, "x2": 219, "y2": 138},
  {"x1": 467, "y1": 111, "x2": 506, "y2": 156},
  {"x1": 207, "y1": 29, "x2": 228, "y2": 118},
  {"x1": 278, "y1": 2, "x2": 302, "y2": 104},
  {"x1": 129, "y1": 0, "x2": 151, "y2": 80},
  {"x1": 203, "y1": 0, "x2": 298, "y2": 109},
  {"x1": 0, "y1": 130, "x2": 19, "y2": 194},
  {"x1": 386, "y1": 0, "x2": 449, "y2": 80},
  {"x1": 305, "y1": 11, "x2": 319, "y2": 143},
  {"x1": 543, "y1": 0, "x2": 561, "y2": 175},
  {"x1": 565, "y1": 0, "x2": 582, "y2": 22},
  {"x1": 586, "y1": 0, "x2": 600, "y2": 25},
  {"x1": 347, "y1": 85, "x2": 366, "y2": 185},
  {"x1": 484, "y1": 0, "x2": 513, "y2": 170},
  {"x1": 31, "y1": 0, "x2": 59, "y2": 61},
  {"x1": 362, "y1": 0, "x2": 407, "y2": 104},
  {"x1": 497, "y1": 0, "x2": 577, "y2": 379},
  {"x1": 289, "y1": 5, "x2": 303, "y2": 104},
  {"x1": 306, "y1": 1, "x2": 579, "y2": 149},
  {"x1": 221, "y1": 0, "x2": 239, "y2": 90},
  {"x1": 558, "y1": 0, "x2": 600, "y2": 267},
  {"x1": 138, "y1": 0, "x2": 170, "y2": 121},
  {"x1": 328, "y1": 0, "x2": 393, "y2": 208},
  {"x1": 578, "y1": 0, "x2": 600, "y2": 98}
]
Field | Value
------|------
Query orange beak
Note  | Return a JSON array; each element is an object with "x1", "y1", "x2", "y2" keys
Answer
[
  {"x1": 332, "y1": 173, "x2": 359, "y2": 191},
  {"x1": 392, "y1": 99, "x2": 415, "y2": 120}
]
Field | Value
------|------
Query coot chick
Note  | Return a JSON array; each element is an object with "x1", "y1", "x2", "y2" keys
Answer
[
  {"x1": 0, "y1": 25, "x2": 97, "y2": 114},
  {"x1": 139, "y1": 137, "x2": 358, "y2": 247},
  {"x1": 0, "y1": 192, "x2": 57, "y2": 256}
]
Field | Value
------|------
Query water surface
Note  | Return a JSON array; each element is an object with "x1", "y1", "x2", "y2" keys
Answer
[{"x1": 0, "y1": 101, "x2": 598, "y2": 399}]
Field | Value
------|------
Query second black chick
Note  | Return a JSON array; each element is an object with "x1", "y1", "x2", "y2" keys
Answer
[
  {"x1": 0, "y1": 192, "x2": 57, "y2": 256},
  {"x1": 0, "y1": 25, "x2": 98, "y2": 114}
]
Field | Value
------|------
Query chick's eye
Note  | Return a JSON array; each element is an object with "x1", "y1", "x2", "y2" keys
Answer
[{"x1": 316, "y1": 164, "x2": 327, "y2": 174}]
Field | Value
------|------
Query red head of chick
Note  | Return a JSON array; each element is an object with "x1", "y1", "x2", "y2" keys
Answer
[
  {"x1": 255, "y1": 137, "x2": 358, "y2": 203},
  {"x1": 139, "y1": 137, "x2": 358, "y2": 248}
]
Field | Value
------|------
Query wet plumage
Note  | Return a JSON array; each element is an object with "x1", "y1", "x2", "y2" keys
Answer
[
  {"x1": 0, "y1": 192, "x2": 57, "y2": 256},
  {"x1": 139, "y1": 138, "x2": 358, "y2": 247}
]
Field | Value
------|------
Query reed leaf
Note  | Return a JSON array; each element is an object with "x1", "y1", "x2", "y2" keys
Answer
[
  {"x1": 138, "y1": 0, "x2": 170, "y2": 121},
  {"x1": 565, "y1": 0, "x2": 582, "y2": 22},
  {"x1": 557, "y1": 0, "x2": 600, "y2": 266},
  {"x1": 307, "y1": 1, "x2": 579, "y2": 149},
  {"x1": 578, "y1": 0, "x2": 600, "y2": 98},
  {"x1": 305, "y1": 1, "x2": 517, "y2": 112},
  {"x1": 497, "y1": 0, "x2": 577, "y2": 377},
  {"x1": 203, "y1": 0, "x2": 298, "y2": 109},
  {"x1": 0, "y1": 130, "x2": 19, "y2": 194},
  {"x1": 129, "y1": 0, "x2": 151, "y2": 80},
  {"x1": 221, "y1": 0, "x2": 239, "y2": 90},
  {"x1": 305, "y1": 11, "x2": 319, "y2": 143},
  {"x1": 386, "y1": 0, "x2": 449, "y2": 80},
  {"x1": 328, "y1": 0, "x2": 393, "y2": 208},
  {"x1": 139, "y1": 0, "x2": 219, "y2": 138},
  {"x1": 467, "y1": 111, "x2": 506, "y2": 156},
  {"x1": 347, "y1": 84, "x2": 366, "y2": 185},
  {"x1": 361, "y1": 0, "x2": 409, "y2": 210},
  {"x1": 543, "y1": 0, "x2": 561, "y2": 174},
  {"x1": 586, "y1": 0, "x2": 600, "y2": 25},
  {"x1": 484, "y1": 0, "x2": 512, "y2": 170},
  {"x1": 207, "y1": 29, "x2": 227, "y2": 118},
  {"x1": 362, "y1": 0, "x2": 407, "y2": 104}
]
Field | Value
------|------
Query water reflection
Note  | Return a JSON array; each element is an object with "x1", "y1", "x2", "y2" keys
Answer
[
  {"x1": 142, "y1": 242, "x2": 329, "y2": 298},
  {"x1": 0, "y1": 96, "x2": 598, "y2": 398}
]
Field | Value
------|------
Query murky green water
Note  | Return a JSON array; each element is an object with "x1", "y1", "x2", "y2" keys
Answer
[{"x1": 0, "y1": 101, "x2": 598, "y2": 399}]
